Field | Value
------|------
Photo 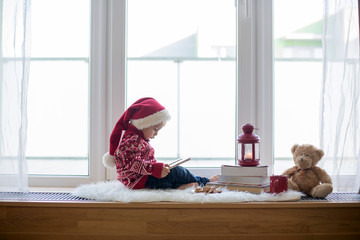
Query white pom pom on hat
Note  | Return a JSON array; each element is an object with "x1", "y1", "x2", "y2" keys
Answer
[
  {"x1": 103, "y1": 97, "x2": 171, "y2": 168},
  {"x1": 103, "y1": 152, "x2": 116, "y2": 169}
]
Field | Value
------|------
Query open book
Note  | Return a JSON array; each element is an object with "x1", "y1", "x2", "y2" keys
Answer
[{"x1": 168, "y1": 157, "x2": 191, "y2": 169}]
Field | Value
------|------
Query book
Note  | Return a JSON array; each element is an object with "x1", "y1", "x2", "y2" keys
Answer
[
  {"x1": 169, "y1": 157, "x2": 191, "y2": 169},
  {"x1": 218, "y1": 175, "x2": 269, "y2": 185},
  {"x1": 206, "y1": 182, "x2": 270, "y2": 194},
  {"x1": 221, "y1": 164, "x2": 268, "y2": 177}
]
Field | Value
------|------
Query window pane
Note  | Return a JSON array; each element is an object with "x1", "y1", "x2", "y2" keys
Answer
[
  {"x1": 273, "y1": 0, "x2": 323, "y2": 174},
  {"x1": 127, "y1": 60, "x2": 178, "y2": 158},
  {"x1": 274, "y1": 0, "x2": 323, "y2": 59},
  {"x1": 27, "y1": 61, "x2": 89, "y2": 175},
  {"x1": 179, "y1": 61, "x2": 235, "y2": 159},
  {"x1": 127, "y1": 0, "x2": 236, "y2": 167},
  {"x1": 31, "y1": 0, "x2": 90, "y2": 58},
  {"x1": 26, "y1": 0, "x2": 90, "y2": 176},
  {"x1": 274, "y1": 61, "x2": 322, "y2": 173}
]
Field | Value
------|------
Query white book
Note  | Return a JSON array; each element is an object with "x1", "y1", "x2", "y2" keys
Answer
[
  {"x1": 221, "y1": 164, "x2": 268, "y2": 177},
  {"x1": 218, "y1": 175, "x2": 269, "y2": 185},
  {"x1": 169, "y1": 157, "x2": 191, "y2": 169},
  {"x1": 206, "y1": 182, "x2": 270, "y2": 194}
]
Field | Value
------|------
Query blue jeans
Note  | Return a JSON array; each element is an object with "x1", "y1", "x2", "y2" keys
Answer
[{"x1": 145, "y1": 166, "x2": 210, "y2": 189}]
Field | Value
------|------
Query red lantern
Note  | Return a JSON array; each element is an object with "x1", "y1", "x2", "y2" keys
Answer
[{"x1": 237, "y1": 123, "x2": 260, "y2": 166}]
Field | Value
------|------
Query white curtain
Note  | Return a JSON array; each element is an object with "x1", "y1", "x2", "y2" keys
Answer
[
  {"x1": 0, "y1": 0, "x2": 31, "y2": 191},
  {"x1": 320, "y1": 0, "x2": 360, "y2": 192}
]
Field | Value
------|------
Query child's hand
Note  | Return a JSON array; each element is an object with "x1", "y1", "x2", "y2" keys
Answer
[{"x1": 161, "y1": 164, "x2": 170, "y2": 178}]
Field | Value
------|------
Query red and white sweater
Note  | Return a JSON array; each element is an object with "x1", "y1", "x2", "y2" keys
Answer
[{"x1": 114, "y1": 126, "x2": 163, "y2": 189}]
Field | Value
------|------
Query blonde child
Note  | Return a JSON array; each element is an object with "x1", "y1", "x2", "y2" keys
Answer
[{"x1": 103, "y1": 97, "x2": 218, "y2": 189}]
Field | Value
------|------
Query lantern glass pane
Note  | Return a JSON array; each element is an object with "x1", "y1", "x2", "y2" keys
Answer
[
  {"x1": 237, "y1": 143, "x2": 242, "y2": 161},
  {"x1": 244, "y1": 144, "x2": 253, "y2": 160},
  {"x1": 254, "y1": 143, "x2": 260, "y2": 160}
]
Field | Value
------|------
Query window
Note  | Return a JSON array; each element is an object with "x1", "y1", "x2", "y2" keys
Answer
[
  {"x1": 126, "y1": 0, "x2": 237, "y2": 167},
  {"x1": 27, "y1": 0, "x2": 90, "y2": 176},
  {"x1": 273, "y1": 0, "x2": 323, "y2": 174},
  {"x1": 24, "y1": 0, "x2": 273, "y2": 186},
  {"x1": 273, "y1": 0, "x2": 359, "y2": 192},
  {"x1": 17, "y1": 0, "x2": 357, "y2": 190},
  {"x1": 26, "y1": 0, "x2": 92, "y2": 186}
]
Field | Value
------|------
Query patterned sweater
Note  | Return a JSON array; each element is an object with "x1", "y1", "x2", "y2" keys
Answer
[{"x1": 114, "y1": 126, "x2": 163, "y2": 189}]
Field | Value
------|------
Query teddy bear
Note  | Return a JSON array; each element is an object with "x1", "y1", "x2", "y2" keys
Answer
[{"x1": 282, "y1": 144, "x2": 333, "y2": 198}]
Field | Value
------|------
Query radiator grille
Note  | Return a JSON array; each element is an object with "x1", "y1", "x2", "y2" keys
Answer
[
  {"x1": 0, "y1": 191, "x2": 359, "y2": 202},
  {"x1": 300, "y1": 192, "x2": 360, "y2": 202},
  {"x1": 0, "y1": 192, "x2": 91, "y2": 201}
]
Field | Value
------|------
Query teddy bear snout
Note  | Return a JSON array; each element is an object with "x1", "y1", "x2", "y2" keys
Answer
[{"x1": 295, "y1": 156, "x2": 311, "y2": 168}]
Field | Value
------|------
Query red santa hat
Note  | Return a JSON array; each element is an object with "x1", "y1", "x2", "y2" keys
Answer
[{"x1": 103, "y1": 97, "x2": 171, "y2": 168}]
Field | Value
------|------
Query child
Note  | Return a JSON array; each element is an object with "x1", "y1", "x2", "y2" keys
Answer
[{"x1": 103, "y1": 97, "x2": 218, "y2": 189}]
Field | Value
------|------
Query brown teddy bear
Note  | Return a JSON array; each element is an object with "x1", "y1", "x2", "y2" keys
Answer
[{"x1": 282, "y1": 144, "x2": 333, "y2": 198}]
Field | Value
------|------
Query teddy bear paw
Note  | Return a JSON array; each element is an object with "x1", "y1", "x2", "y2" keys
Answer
[
  {"x1": 287, "y1": 179, "x2": 300, "y2": 191},
  {"x1": 310, "y1": 183, "x2": 333, "y2": 198}
]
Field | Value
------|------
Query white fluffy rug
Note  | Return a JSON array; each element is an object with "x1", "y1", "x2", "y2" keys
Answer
[{"x1": 72, "y1": 181, "x2": 304, "y2": 203}]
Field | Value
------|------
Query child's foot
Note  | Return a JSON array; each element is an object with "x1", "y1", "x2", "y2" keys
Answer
[
  {"x1": 209, "y1": 174, "x2": 219, "y2": 182},
  {"x1": 177, "y1": 182, "x2": 198, "y2": 190}
]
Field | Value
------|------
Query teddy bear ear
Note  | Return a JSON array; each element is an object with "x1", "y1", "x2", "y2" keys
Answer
[
  {"x1": 316, "y1": 148, "x2": 324, "y2": 159},
  {"x1": 291, "y1": 144, "x2": 299, "y2": 154}
]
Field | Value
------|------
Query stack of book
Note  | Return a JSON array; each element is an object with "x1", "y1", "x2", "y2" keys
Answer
[{"x1": 207, "y1": 164, "x2": 270, "y2": 194}]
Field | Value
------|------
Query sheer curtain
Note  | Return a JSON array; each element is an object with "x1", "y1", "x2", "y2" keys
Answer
[
  {"x1": 0, "y1": 0, "x2": 31, "y2": 191},
  {"x1": 320, "y1": 0, "x2": 360, "y2": 192}
]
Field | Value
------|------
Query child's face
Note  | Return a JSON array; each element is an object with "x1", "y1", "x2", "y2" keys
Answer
[{"x1": 142, "y1": 122, "x2": 165, "y2": 140}]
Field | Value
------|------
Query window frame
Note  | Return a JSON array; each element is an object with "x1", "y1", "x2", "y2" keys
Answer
[
  {"x1": 28, "y1": 0, "x2": 112, "y2": 186},
  {"x1": 237, "y1": 0, "x2": 273, "y2": 174},
  {"x1": 29, "y1": 0, "x2": 273, "y2": 186}
]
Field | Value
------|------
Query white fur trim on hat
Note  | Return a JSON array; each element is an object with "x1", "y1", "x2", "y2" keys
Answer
[
  {"x1": 103, "y1": 152, "x2": 116, "y2": 169},
  {"x1": 130, "y1": 109, "x2": 171, "y2": 130}
]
